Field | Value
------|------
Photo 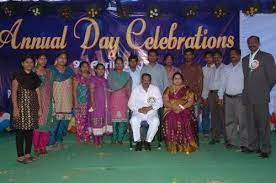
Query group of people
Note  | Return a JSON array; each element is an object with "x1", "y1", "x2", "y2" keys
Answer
[{"x1": 11, "y1": 35, "x2": 276, "y2": 164}]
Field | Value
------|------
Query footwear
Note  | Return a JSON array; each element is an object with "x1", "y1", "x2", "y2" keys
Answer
[
  {"x1": 225, "y1": 143, "x2": 235, "y2": 150},
  {"x1": 40, "y1": 150, "x2": 48, "y2": 156},
  {"x1": 135, "y1": 142, "x2": 142, "y2": 151},
  {"x1": 144, "y1": 142, "x2": 151, "y2": 151},
  {"x1": 208, "y1": 139, "x2": 217, "y2": 145},
  {"x1": 25, "y1": 155, "x2": 37, "y2": 162},
  {"x1": 17, "y1": 157, "x2": 27, "y2": 164},
  {"x1": 241, "y1": 147, "x2": 255, "y2": 154},
  {"x1": 259, "y1": 152, "x2": 269, "y2": 159},
  {"x1": 48, "y1": 144, "x2": 58, "y2": 152}
]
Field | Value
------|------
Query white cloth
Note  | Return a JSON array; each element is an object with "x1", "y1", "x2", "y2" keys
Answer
[
  {"x1": 130, "y1": 115, "x2": 159, "y2": 142},
  {"x1": 128, "y1": 84, "x2": 163, "y2": 142},
  {"x1": 202, "y1": 64, "x2": 215, "y2": 99},
  {"x1": 249, "y1": 49, "x2": 260, "y2": 68},
  {"x1": 218, "y1": 61, "x2": 244, "y2": 99},
  {"x1": 208, "y1": 63, "x2": 225, "y2": 91},
  {"x1": 124, "y1": 67, "x2": 141, "y2": 91}
]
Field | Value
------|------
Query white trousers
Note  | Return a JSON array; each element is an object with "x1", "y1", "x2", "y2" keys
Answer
[{"x1": 130, "y1": 114, "x2": 160, "y2": 142}]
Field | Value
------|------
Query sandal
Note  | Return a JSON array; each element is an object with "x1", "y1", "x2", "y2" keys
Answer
[
  {"x1": 17, "y1": 158, "x2": 27, "y2": 164},
  {"x1": 25, "y1": 156, "x2": 37, "y2": 162}
]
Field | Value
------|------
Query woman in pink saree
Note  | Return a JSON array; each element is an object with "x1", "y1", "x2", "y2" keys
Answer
[{"x1": 163, "y1": 72, "x2": 198, "y2": 154}]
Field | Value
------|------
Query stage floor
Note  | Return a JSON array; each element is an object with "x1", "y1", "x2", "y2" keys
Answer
[{"x1": 0, "y1": 133, "x2": 276, "y2": 183}]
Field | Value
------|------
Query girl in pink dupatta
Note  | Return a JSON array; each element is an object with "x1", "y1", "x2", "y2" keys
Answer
[
  {"x1": 33, "y1": 54, "x2": 51, "y2": 156},
  {"x1": 163, "y1": 72, "x2": 198, "y2": 154},
  {"x1": 73, "y1": 61, "x2": 93, "y2": 144},
  {"x1": 108, "y1": 57, "x2": 131, "y2": 144}
]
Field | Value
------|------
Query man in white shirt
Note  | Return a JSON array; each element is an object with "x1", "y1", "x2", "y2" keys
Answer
[
  {"x1": 201, "y1": 51, "x2": 215, "y2": 137},
  {"x1": 124, "y1": 54, "x2": 141, "y2": 91},
  {"x1": 218, "y1": 48, "x2": 248, "y2": 150},
  {"x1": 204, "y1": 50, "x2": 226, "y2": 145},
  {"x1": 128, "y1": 73, "x2": 163, "y2": 151}
]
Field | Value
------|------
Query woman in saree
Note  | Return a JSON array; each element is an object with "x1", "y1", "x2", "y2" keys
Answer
[
  {"x1": 90, "y1": 63, "x2": 112, "y2": 147},
  {"x1": 108, "y1": 57, "x2": 131, "y2": 144},
  {"x1": 73, "y1": 61, "x2": 93, "y2": 144},
  {"x1": 33, "y1": 54, "x2": 51, "y2": 155},
  {"x1": 163, "y1": 72, "x2": 198, "y2": 154}
]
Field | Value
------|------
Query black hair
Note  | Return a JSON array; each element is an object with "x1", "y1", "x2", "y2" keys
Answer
[
  {"x1": 141, "y1": 73, "x2": 152, "y2": 81},
  {"x1": 204, "y1": 51, "x2": 213, "y2": 57},
  {"x1": 247, "y1": 35, "x2": 260, "y2": 43},
  {"x1": 79, "y1": 61, "x2": 90, "y2": 68},
  {"x1": 114, "y1": 57, "x2": 124, "y2": 64},
  {"x1": 213, "y1": 49, "x2": 223, "y2": 57},
  {"x1": 128, "y1": 54, "x2": 138, "y2": 62},
  {"x1": 230, "y1": 47, "x2": 241, "y2": 55},
  {"x1": 148, "y1": 49, "x2": 158, "y2": 56},
  {"x1": 36, "y1": 53, "x2": 47, "y2": 59},
  {"x1": 172, "y1": 72, "x2": 184, "y2": 81},
  {"x1": 184, "y1": 48, "x2": 194, "y2": 55},
  {"x1": 94, "y1": 63, "x2": 105, "y2": 70},
  {"x1": 21, "y1": 55, "x2": 33, "y2": 64},
  {"x1": 164, "y1": 53, "x2": 174, "y2": 61},
  {"x1": 56, "y1": 51, "x2": 67, "y2": 58}
]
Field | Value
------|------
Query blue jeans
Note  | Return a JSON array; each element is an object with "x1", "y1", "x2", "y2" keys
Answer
[{"x1": 48, "y1": 119, "x2": 69, "y2": 145}]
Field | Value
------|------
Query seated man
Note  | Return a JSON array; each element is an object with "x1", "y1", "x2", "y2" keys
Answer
[{"x1": 128, "y1": 73, "x2": 163, "y2": 151}]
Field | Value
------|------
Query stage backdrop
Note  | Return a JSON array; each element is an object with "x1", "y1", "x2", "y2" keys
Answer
[{"x1": 0, "y1": 11, "x2": 239, "y2": 111}]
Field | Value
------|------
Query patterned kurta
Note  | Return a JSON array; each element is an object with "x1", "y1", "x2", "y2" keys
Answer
[
  {"x1": 13, "y1": 85, "x2": 39, "y2": 130},
  {"x1": 53, "y1": 78, "x2": 73, "y2": 120}
]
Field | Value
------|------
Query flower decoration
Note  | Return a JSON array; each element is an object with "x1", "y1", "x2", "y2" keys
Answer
[
  {"x1": 148, "y1": 6, "x2": 160, "y2": 18},
  {"x1": 2, "y1": 3, "x2": 15, "y2": 17},
  {"x1": 243, "y1": 4, "x2": 260, "y2": 16},
  {"x1": 213, "y1": 6, "x2": 227, "y2": 18},
  {"x1": 271, "y1": 1, "x2": 276, "y2": 13},
  {"x1": 118, "y1": 6, "x2": 130, "y2": 18},
  {"x1": 59, "y1": 6, "x2": 72, "y2": 19},
  {"x1": 87, "y1": 4, "x2": 101, "y2": 18},
  {"x1": 183, "y1": 6, "x2": 198, "y2": 18},
  {"x1": 29, "y1": 5, "x2": 42, "y2": 16}
]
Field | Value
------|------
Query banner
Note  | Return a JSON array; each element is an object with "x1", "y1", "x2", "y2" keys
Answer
[{"x1": 0, "y1": 11, "x2": 239, "y2": 111}]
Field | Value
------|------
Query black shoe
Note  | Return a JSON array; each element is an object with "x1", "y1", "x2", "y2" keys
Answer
[
  {"x1": 147, "y1": 142, "x2": 151, "y2": 151},
  {"x1": 144, "y1": 142, "x2": 151, "y2": 151},
  {"x1": 241, "y1": 147, "x2": 255, "y2": 154},
  {"x1": 135, "y1": 142, "x2": 142, "y2": 151},
  {"x1": 259, "y1": 152, "x2": 269, "y2": 159},
  {"x1": 225, "y1": 143, "x2": 235, "y2": 150},
  {"x1": 209, "y1": 139, "x2": 217, "y2": 145},
  {"x1": 256, "y1": 149, "x2": 261, "y2": 154}
]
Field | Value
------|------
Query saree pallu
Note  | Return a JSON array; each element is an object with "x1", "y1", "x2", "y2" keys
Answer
[{"x1": 163, "y1": 86, "x2": 198, "y2": 154}]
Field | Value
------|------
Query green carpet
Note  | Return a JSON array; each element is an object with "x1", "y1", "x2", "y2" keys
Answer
[{"x1": 0, "y1": 132, "x2": 276, "y2": 183}]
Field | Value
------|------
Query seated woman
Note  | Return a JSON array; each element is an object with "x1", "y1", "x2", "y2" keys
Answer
[{"x1": 163, "y1": 72, "x2": 198, "y2": 154}]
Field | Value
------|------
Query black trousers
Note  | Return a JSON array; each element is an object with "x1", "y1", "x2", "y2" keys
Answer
[{"x1": 16, "y1": 130, "x2": 33, "y2": 157}]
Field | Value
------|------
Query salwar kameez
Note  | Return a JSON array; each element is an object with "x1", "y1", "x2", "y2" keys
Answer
[
  {"x1": 90, "y1": 76, "x2": 112, "y2": 145},
  {"x1": 108, "y1": 71, "x2": 131, "y2": 143},
  {"x1": 74, "y1": 74, "x2": 93, "y2": 143},
  {"x1": 48, "y1": 66, "x2": 73, "y2": 146},
  {"x1": 33, "y1": 70, "x2": 51, "y2": 153}
]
